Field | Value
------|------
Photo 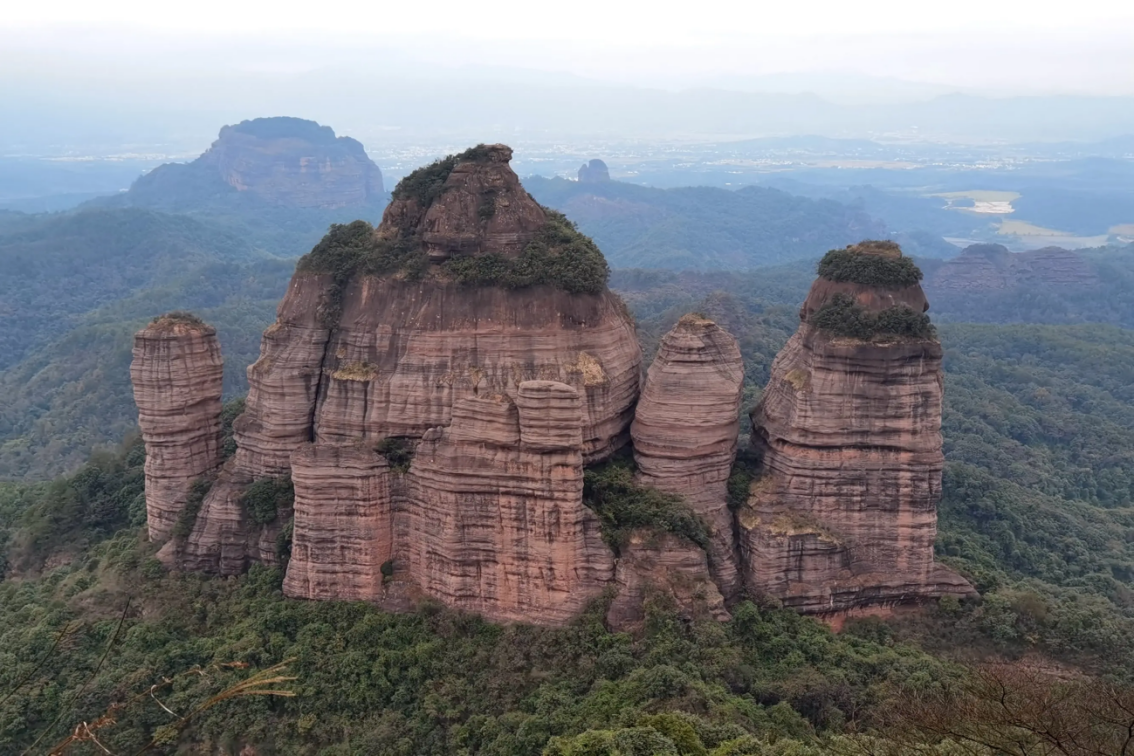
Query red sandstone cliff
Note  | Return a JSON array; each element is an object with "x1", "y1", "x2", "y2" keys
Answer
[
  {"x1": 742, "y1": 242, "x2": 972, "y2": 616},
  {"x1": 132, "y1": 149, "x2": 975, "y2": 628},
  {"x1": 130, "y1": 314, "x2": 224, "y2": 541},
  {"x1": 631, "y1": 314, "x2": 744, "y2": 600}
]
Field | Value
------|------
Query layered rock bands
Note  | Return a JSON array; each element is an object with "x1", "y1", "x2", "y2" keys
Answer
[
  {"x1": 632, "y1": 314, "x2": 744, "y2": 600},
  {"x1": 743, "y1": 245, "x2": 973, "y2": 616},
  {"x1": 130, "y1": 315, "x2": 224, "y2": 541}
]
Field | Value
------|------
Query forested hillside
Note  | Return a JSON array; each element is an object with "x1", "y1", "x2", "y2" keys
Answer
[
  {"x1": 526, "y1": 177, "x2": 888, "y2": 270},
  {"x1": 0, "y1": 209, "x2": 263, "y2": 370}
]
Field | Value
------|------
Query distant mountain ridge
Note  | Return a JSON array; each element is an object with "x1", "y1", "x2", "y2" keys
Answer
[
  {"x1": 109, "y1": 116, "x2": 385, "y2": 211},
  {"x1": 526, "y1": 176, "x2": 886, "y2": 270}
]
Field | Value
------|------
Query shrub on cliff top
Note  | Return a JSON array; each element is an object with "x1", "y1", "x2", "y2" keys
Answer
[
  {"x1": 444, "y1": 209, "x2": 610, "y2": 294},
  {"x1": 809, "y1": 293, "x2": 935, "y2": 341},
  {"x1": 583, "y1": 459, "x2": 710, "y2": 553},
  {"x1": 390, "y1": 144, "x2": 498, "y2": 206},
  {"x1": 817, "y1": 243, "x2": 923, "y2": 287}
]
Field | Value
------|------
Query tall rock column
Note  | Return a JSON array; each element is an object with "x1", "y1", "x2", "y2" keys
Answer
[
  {"x1": 742, "y1": 242, "x2": 972, "y2": 616},
  {"x1": 131, "y1": 313, "x2": 224, "y2": 541},
  {"x1": 631, "y1": 314, "x2": 744, "y2": 599}
]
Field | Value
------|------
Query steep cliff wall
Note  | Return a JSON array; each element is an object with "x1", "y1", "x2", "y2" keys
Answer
[
  {"x1": 631, "y1": 314, "x2": 744, "y2": 599},
  {"x1": 130, "y1": 313, "x2": 224, "y2": 541},
  {"x1": 401, "y1": 385, "x2": 614, "y2": 624},
  {"x1": 742, "y1": 242, "x2": 972, "y2": 616}
]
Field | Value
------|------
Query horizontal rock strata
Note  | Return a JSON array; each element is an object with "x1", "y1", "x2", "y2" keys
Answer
[
  {"x1": 631, "y1": 314, "x2": 744, "y2": 599},
  {"x1": 742, "y1": 244, "x2": 972, "y2": 615},
  {"x1": 283, "y1": 444, "x2": 392, "y2": 602},
  {"x1": 402, "y1": 390, "x2": 614, "y2": 624},
  {"x1": 131, "y1": 316, "x2": 224, "y2": 541}
]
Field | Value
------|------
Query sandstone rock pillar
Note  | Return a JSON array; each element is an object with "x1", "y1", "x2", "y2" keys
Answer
[
  {"x1": 131, "y1": 313, "x2": 224, "y2": 541},
  {"x1": 631, "y1": 314, "x2": 744, "y2": 599}
]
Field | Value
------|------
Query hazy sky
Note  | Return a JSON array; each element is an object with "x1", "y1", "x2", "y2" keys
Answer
[{"x1": 4, "y1": 0, "x2": 1134, "y2": 95}]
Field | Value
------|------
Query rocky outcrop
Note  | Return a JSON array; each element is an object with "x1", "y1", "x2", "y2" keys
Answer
[
  {"x1": 130, "y1": 314, "x2": 224, "y2": 541},
  {"x1": 401, "y1": 387, "x2": 614, "y2": 624},
  {"x1": 928, "y1": 243, "x2": 1098, "y2": 292},
  {"x1": 632, "y1": 314, "x2": 744, "y2": 599},
  {"x1": 743, "y1": 242, "x2": 972, "y2": 616},
  {"x1": 136, "y1": 147, "x2": 972, "y2": 628},
  {"x1": 167, "y1": 144, "x2": 643, "y2": 620},
  {"x1": 311, "y1": 278, "x2": 640, "y2": 463},
  {"x1": 607, "y1": 530, "x2": 728, "y2": 630},
  {"x1": 283, "y1": 443, "x2": 393, "y2": 602},
  {"x1": 128, "y1": 117, "x2": 384, "y2": 209},
  {"x1": 578, "y1": 159, "x2": 611, "y2": 183}
]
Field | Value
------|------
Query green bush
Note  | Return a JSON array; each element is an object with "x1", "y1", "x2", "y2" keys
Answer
[
  {"x1": 375, "y1": 437, "x2": 414, "y2": 473},
  {"x1": 816, "y1": 244, "x2": 923, "y2": 287},
  {"x1": 444, "y1": 210, "x2": 610, "y2": 295},
  {"x1": 219, "y1": 397, "x2": 245, "y2": 460},
  {"x1": 172, "y1": 477, "x2": 212, "y2": 539},
  {"x1": 583, "y1": 460, "x2": 710, "y2": 552},
  {"x1": 809, "y1": 294, "x2": 935, "y2": 341},
  {"x1": 238, "y1": 477, "x2": 294, "y2": 526},
  {"x1": 390, "y1": 144, "x2": 498, "y2": 205}
]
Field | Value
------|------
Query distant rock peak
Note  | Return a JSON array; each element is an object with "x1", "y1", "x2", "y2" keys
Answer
[
  {"x1": 928, "y1": 242, "x2": 1098, "y2": 292},
  {"x1": 578, "y1": 159, "x2": 611, "y2": 183}
]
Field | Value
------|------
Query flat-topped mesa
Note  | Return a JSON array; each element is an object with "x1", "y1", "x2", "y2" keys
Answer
[
  {"x1": 927, "y1": 243, "x2": 1099, "y2": 293},
  {"x1": 175, "y1": 144, "x2": 641, "y2": 581},
  {"x1": 130, "y1": 312, "x2": 224, "y2": 541},
  {"x1": 631, "y1": 314, "x2": 745, "y2": 600},
  {"x1": 199, "y1": 117, "x2": 385, "y2": 208},
  {"x1": 742, "y1": 241, "x2": 972, "y2": 618}
]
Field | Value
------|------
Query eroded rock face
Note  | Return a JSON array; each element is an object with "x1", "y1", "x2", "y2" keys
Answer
[
  {"x1": 172, "y1": 145, "x2": 641, "y2": 598},
  {"x1": 131, "y1": 315, "x2": 224, "y2": 541},
  {"x1": 742, "y1": 243, "x2": 972, "y2": 615},
  {"x1": 283, "y1": 443, "x2": 393, "y2": 602},
  {"x1": 312, "y1": 279, "x2": 640, "y2": 463},
  {"x1": 632, "y1": 315, "x2": 744, "y2": 599},
  {"x1": 402, "y1": 388, "x2": 615, "y2": 624},
  {"x1": 607, "y1": 530, "x2": 728, "y2": 630}
]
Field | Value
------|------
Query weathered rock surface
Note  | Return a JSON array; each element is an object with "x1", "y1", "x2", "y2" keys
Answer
[
  {"x1": 283, "y1": 443, "x2": 393, "y2": 602},
  {"x1": 578, "y1": 159, "x2": 611, "y2": 183},
  {"x1": 743, "y1": 243, "x2": 972, "y2": 615},
  {"x1": 130, "y1": 315, "x2": 224, "y2": 541},
  {"x1": 632, "y1": 314, "x2": 744, "y2": 599},
  {"x1": 171, "y1": 145, "x2": 641, "y2": 593},
  {"x1": 312, "y1": 278, "x2": 640, "y2": 463},
  {"x1": 402, "y1": 391, "x2": 615, "y2": 624},
  {"x1": 607, "y1": 530, "x2": 729, "y2": 630},
  {"x1": 928, "y1": 243, "x2": 1098, "y2": 292}
]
